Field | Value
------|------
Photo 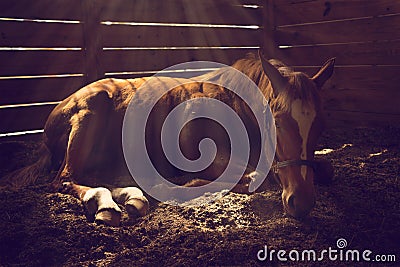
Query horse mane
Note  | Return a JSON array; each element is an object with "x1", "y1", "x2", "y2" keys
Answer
[{"x1": 231, "y1": 53, "x2": 321, "y2": 113}]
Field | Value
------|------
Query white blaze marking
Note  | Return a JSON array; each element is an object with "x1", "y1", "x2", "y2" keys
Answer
[{"x1": 291, "y1": 99, "x2": 316, "y2": 180}]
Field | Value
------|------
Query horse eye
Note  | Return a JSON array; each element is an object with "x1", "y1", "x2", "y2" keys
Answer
[{"x1": 275, "y1": 122, "x2": 280, "y2": 128}]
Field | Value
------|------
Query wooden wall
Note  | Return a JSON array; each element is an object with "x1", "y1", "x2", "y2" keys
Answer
[
  {"x1": 1, "y1": 0, "x2": 399, "y2": 140},
  {"x1": 264, "y1": 0, "x2": 400, "y2": 127},
  {"x1": 0, "y1": 0, "x2": 263, "y2": 139}
]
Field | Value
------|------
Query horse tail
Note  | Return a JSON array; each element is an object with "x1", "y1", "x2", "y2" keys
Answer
[{"x1": 2, "y1": 142, "x2": 52, "y2": 189}]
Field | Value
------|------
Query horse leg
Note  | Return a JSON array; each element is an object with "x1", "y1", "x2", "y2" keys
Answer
[
  {"x1": 183, "y1": 177, "x2": 252, "y2": 194},
  {"x1": 52, "y1": 91, "x2": 112, "y2": 187},
  {"x1": 61, "y1": 182, "x2": 122, "y2": 226},
  {"x1": 50, "y1": 110, "x2": 94, "y2": 187},
  {"x1": 148, "y1": 175, "x2": 253, "y2": 203},
  {"x1": 111, "y1": 187, "x2": 149, "y2": 219}
]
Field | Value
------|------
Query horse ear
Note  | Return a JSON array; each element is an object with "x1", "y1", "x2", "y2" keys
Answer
[
  {"x1": 259, "y1": 50, "x2": 288, "y2": 96},
  {"x1": 312, "y1": 58, "x2": 335, "y2": 89}
]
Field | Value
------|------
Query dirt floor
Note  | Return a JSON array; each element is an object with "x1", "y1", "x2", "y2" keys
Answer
[{"x1": 0, "y1": 126, "x2": 399, "y2": 266}]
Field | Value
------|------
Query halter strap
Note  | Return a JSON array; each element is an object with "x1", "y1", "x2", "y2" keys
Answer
[
  {"x1": 272, "y1": 159, "x2": 317, "y2": 174},
  {"x1": 270, "y1": 159, "x2": 316, "y2": 187}
]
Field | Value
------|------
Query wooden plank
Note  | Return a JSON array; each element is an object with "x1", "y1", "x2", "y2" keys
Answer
[
  {"x1": 263, "y1": 0, "x2": 280, "y2": 57},
  {"x1": 0, "y1": 105, "x2": 54, "y2": 133},
  {"x1": 325, "y1": 66, "x2": 400, "y2": 92},
  {"x1": 102, "y1": 48, "x2": 258, "y2": 74},
  {"x1": 0, "y1": 21, "x2": 83, "y2": 47},
  {"x1": 98, "y1": 0, "x2": 263, "y2": 25},
  {"x1": 101, "y1": 25, "x2": 261, "y2": 48},
  {"x1": 322, "y1": 89, "x2": 400, "y2": 115},
  {"x1": 0, "y1": 0, "x2": 82, "y2": 20},
  {"x1": 324, "y1": 110, "x2": 400, "y2": 128},
  {"x1": 276, "y1": 14, "x2": 400, "y2": 46},
  {"x1": 0, "y1": 50, "x2": 85, "y2": 76},
  {"x1": 278, "y1": 39, "x2": 400, "y2": 66},
  {"x1": 293, "y1": 66, "x2": 400, "y2": 92},
  {"x1": 274, "y1": 0, "x2": 400, "y2": 26},
  {"x1": 0, "y1": 76, "x2": 85, "y2": 105}
]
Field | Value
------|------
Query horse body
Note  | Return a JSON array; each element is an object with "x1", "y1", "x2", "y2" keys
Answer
[
  {"x1": 46, "y1": 75, "x2": 260, "y2": 186},
  {"x1": 5, "y1": 53, "x2": 335, "y2": 225}
]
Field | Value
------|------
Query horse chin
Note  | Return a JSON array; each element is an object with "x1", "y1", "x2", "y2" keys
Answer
[{"x1": 314, "y1": 159, "x2": 334, "y2": 185}]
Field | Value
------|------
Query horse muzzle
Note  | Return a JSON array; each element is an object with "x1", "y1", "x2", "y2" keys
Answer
[{"x1": 282, "y1": 188, "x2": 316, "y2": 218}]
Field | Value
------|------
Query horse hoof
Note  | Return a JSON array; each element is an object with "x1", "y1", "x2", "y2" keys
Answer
[
  {"x1": 95, "y1": 208, "x2": 121, "y2": 227},
  {"x1": 125, "y1": 197, "x2": 149, "y2": 219}
]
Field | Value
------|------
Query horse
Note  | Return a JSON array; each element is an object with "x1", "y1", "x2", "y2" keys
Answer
[{"x1": 3, "y1": 52, "x2": 335, "y2": 226}]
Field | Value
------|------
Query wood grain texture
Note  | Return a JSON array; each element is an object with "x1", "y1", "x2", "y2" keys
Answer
[
  {"x1": 0, "y1": 0, "x2": 82, "y2": 20},
  {"x1": 0, "y1": 21, "x2": 83, "y2": 47},
  {"x1": 278, "y1": 39, "x2": 400, "y2": 66},
  {"x1": 102, "y1": 48, "x2": 258, "y2": 74},
  {"x1": 276, "y1": 14, "x2": 400, "y2": 46},
  {"x1": 295, "y1": 64, "x2": 400, "y2": 126},
  {"x1": 0, "y1": 105, "x2": 54, "y2": 133},
  {"x1": 99, "y1": 0, "x2": 263, "y2": 25},
  {"x1": 322, "y1": 89, "x2": 400, "y2": 115},
  {"x1": 0, "y1": 50, "x2": 85, "y2": 76},
  {"x1": 81, "y1": 0, "x2": 105, "y2": 84},
  {"x1": 101, "y1": 25, "x2": 261, "y2": 48},
  {"x1": 0, "y1": 76, "x2": 85, "y2": 105},
  {"x1": 324, "y1": 110, "x2": 400, "y2": 128},
  {"x1": 274, "y1": 0, "x2": 400, "y2": 26},
  {"x1": 294, "y1": 66, "x2": 400, "y2": 92},
  {"x1": 2, "y1": 0, "x2": 400, "y2": 136}
]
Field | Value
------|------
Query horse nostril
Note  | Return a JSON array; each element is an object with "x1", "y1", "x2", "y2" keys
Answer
[{"x1": 285, "y1": 192, "x2": 315, "y2": 218}]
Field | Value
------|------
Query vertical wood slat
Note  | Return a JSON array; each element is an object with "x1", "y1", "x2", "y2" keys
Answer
[
  {"x1": 81, "y1": 0, "x2": 104, "y2": 84},
  {"x1": 263, "y1": 0, "x2": 286, "y2": 60},
  {"x1": 263, "y1": 0, "x2": 276, "y2": 56}
]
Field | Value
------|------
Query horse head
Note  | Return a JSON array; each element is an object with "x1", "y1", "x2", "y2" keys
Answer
[{"x1": 260, "y1": 52, "x2": 335, "y2": 218}]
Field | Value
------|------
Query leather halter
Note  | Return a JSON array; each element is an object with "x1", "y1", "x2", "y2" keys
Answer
[
  {"x1": 271, "y1": 158, "x2": 317, "y2": 186},
  {"x1": 272, "y1": 159, "x2": 317, "y2": 174}
]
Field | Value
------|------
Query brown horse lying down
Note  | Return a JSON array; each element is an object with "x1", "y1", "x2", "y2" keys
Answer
[{"x1": 4, "y1": 53, "x2": 335, "y2": 226}]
